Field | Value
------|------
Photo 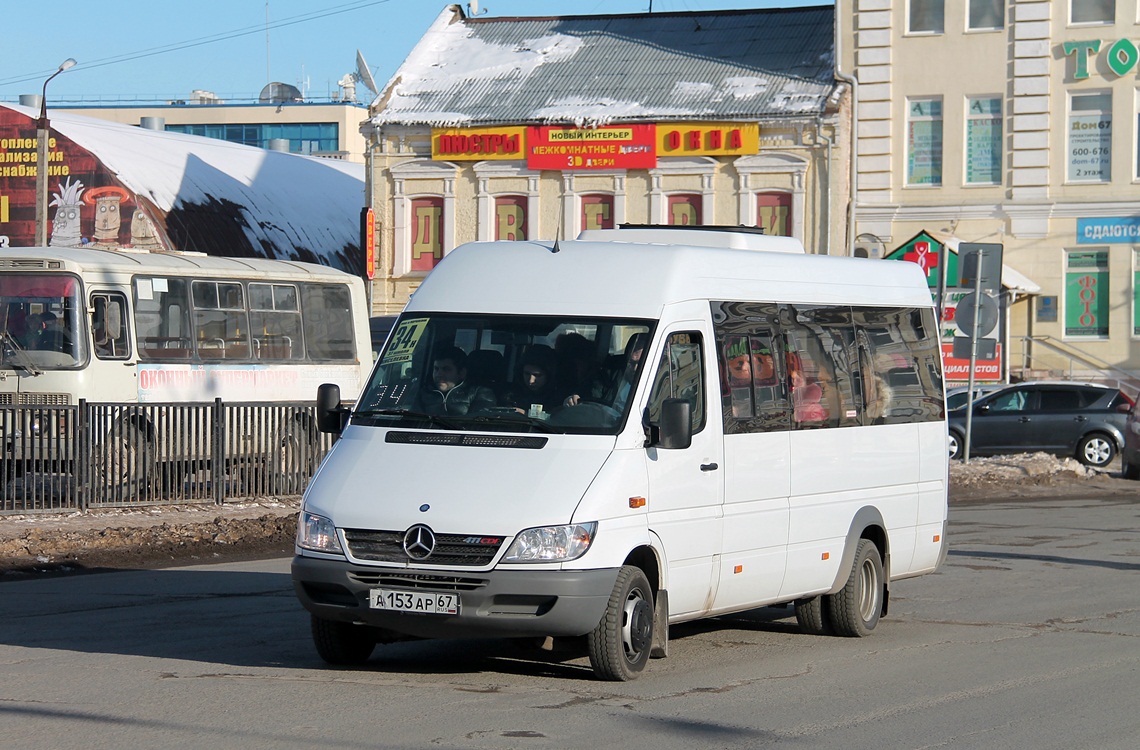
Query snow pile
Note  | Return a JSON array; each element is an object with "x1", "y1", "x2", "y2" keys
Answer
[{"x1": 950, "y1": 452, "x2": 1099, "y2": 487}]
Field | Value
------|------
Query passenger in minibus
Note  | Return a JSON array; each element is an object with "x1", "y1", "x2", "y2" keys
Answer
[
  {"x1": 503, "y1": 345, "x2": 564, "y2": 418},
  {"x1": 420, "y1": 346, "x2": 496, "y2": 416}
]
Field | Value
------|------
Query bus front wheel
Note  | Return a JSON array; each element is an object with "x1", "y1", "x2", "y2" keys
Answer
[{"x1": 94, "y1": 425, "x2": 155, "y2": 501}]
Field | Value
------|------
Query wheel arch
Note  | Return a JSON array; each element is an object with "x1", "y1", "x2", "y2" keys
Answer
[{"x1": 828, "y1": 506, "x2": 891, "y2": 612}]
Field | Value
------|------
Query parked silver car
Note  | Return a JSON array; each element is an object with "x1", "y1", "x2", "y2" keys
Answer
[{"x1": 947, "y1": 381, "x2": 1133, "y2": 467}]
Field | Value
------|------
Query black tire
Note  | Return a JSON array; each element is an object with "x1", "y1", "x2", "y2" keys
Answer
[
  {"x1": 269, "y1": 422, "x2": 315, "y2": 495},
  {"x1": 311, "y1": 615, "x2": 375, "y2": 665},
  {"x1": 1122, "y1": 458, "x2": 1140, "y2": 480},
  {"x1": 587, "y1": 565, "x2": 654, "y2": 681},
  {"x1": 794, "y1": 596, "x2": 833, "y2": 636},
  {"x1": 1076, "y1": 433, "x2": 1115, "y2": 468},
  {"x1": 94, "y1": 425, "x2": 155, "y2": 501},
  {"x1": 829, "y1": 539, "x2": 884, "y2": 637},
  {"x1": 948, "y1": 429, "x2": 964, "y2": 460}
]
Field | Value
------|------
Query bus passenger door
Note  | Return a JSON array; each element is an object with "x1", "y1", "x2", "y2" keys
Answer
[{"x1": 644, "y1": 327, "x2": 724, "y2": 619}]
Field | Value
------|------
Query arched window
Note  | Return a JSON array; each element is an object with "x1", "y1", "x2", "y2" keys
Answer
[
  {"x1": 756, "y1": 193, "x2": 792, "y2": 236},
  {"x1": 494, "y1": 195, "x2": 527, "y2": 241},
  {"x1": 668, "y1": 194, "x2": 702, "y2": 226},
  {"x1": 410, "y1": 197, "x2": 444, "y2": 272},
  {"x1": 581, "y1": 193, "x2": 615, "y2": 231}
]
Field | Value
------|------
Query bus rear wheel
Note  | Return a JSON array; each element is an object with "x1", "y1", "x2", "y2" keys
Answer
[{"x1": 828, "y1": 539, "x2": 884, "y2": 637}]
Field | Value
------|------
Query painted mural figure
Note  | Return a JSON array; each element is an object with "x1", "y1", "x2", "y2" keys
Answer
[
  {"x1": 48, "y1": 177, "x2": 85, "y2": 247},
  {"x1": 130, "y1": 206, "x2": 162, "y2": 250},
  {"x1": 86, "y1": 186, "x2": 130, "y2": 247}
]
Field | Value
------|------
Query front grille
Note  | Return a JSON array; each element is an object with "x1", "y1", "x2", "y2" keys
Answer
[
  {"x1": 0, "y1": 393, "x2": 71, "y2": 406},
  {"x1": 348, "y1": 572, "x2": 488, "y2": 591},
  {"x1": 343, "y1": 529, "x2": 505, "y2": 566}
]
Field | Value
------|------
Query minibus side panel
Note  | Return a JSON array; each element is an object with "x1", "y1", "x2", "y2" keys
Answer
[{"x1": 714, "y1": 431, "x2": 791, "y2": 610}]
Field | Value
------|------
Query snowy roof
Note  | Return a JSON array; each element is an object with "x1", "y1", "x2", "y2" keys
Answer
[
  {"x1": 371, "y1": 5, "x2": 838, "y2": 128},
  {"x1": 0, "y1": 103, "x2": 364, "y2": 271}
]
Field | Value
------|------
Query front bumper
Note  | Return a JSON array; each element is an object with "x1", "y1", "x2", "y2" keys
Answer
[{"x1": 292, "y1": 555, "x2": 618, "y2": 640}]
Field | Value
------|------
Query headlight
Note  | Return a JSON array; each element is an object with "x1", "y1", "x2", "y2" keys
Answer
[
  {"x1": 296, "y1": 511, "x2": 343, "y2": 554},
  {"x1": 501, "y1": 522, "x2": 597, "y2": 563}
]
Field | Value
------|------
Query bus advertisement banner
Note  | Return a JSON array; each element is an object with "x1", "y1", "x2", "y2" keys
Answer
[{"x1": 137, "y1": 364, "x2": 363, "y2": 403}]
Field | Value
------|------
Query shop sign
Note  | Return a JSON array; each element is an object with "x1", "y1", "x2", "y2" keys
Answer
[
  {"x1": 884, "y1": 231, "x2": 960, "y2": 289},
  {"x1": 432, "y1": 126, "x2": 525, "y2": 160},
  {"x1": 941, "y1": 342, "x2": 1001, "y2": 382},
  {"x1": 526, "y1": 125, "x2": 656, "y2": 171},
  {"x1": 1077, "y1": 216, "x2": 1140, "y2": 244},
  {"x1": 1063, "y1": 39, "x2": 1140, "y2": 79},
  {"x1": 658, "y1": 122, "x2": 758, "y2": 156}
]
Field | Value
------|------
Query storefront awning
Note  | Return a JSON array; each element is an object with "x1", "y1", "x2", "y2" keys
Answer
[{"x1": 890, "y1": 230, "x2": 1041, "y2": 296}]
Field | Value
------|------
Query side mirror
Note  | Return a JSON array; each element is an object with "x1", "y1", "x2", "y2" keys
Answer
[
  {"x1": 316, "y1": 383, "x2": 346, "y2": 434},
  {"x1": 653, "y1": 398, "x2": 692, "y2": 450}
]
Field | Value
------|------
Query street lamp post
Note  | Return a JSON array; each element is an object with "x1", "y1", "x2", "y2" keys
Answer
[{"x1": 35, "y1": 58, "x2": 76, "y2": 247}]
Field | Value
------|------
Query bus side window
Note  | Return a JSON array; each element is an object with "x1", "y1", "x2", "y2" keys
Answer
[
  {"x1": 302, "y1": 283, "x2": 355, "y2": 361},
  {"x1": 92, "y1": 292, "x2": 130, "y2": 360}
]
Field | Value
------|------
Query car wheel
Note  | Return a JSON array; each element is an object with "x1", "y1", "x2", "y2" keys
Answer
[
  {"x1": 1076, "y1": 433, "x2": 1115, "y2": 468},
  {"x1": 948, "y1": 430, "x2": 964, "y2": 460},
  {"x1": 828, "y1": 539, "x2": 884, "y2": 638},
  {"x1": 1122, "y1": 458, "x2": 1140, "y2": 480},
  {"x1": 587, "y1": 565, "x2": 654, "y2": 681},
  {"x1": 311, "y1": 615, "x2": 376, "y2": 665}
]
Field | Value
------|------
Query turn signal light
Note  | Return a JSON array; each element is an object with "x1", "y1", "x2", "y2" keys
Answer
[
  {"x1": 933, "y1": 534, "x2": 941, "y2": 543},
  {"x1": 733, "y1": 564, "x2": 743, "y2": 574},
  {"x1": 629, "y1": 496, "x2": 646, "y2": 508},
  {"x1": 821, "y1": 552, "x2": 830, "y2": 560}
]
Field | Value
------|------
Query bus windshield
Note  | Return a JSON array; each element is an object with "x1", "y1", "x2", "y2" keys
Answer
[
  {"x1": 356, "y1": 313, "x2": 654, "y2": 434},
  {"x1": 0, "y1": 273, "x2": 86, "y2": 370}
]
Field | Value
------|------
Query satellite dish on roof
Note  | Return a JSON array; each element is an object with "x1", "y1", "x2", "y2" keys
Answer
[
  {"x1": 259, "y1": 82, "x2": 303, "y2": 104},
  {"x1": 354, "y1": 49, "x2": 379, "y2": 96}
]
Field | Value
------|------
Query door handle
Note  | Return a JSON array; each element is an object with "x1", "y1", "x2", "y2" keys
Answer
[
  {"x1": 1074, "y1": 416, "x2": 1087, "y2": 422},
  {"x1": 1019, "y1": 417, "x2": 1031, "y2": 422},
  {"x1": 700, "y1": 462, "x2": 719, "y2": 472}
]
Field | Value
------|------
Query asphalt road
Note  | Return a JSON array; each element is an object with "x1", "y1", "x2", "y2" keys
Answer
[{"x1": 1, "y1": 491, "x2": 1137, "y2": 750}]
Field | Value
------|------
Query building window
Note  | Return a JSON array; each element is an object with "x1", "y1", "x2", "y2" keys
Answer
[
  {"x1": 410, "y1": 197, "x2": 445, "y2": 272},
  {"x1": 165, "y1": 122, "x2": 339, "y2": 154},
  {"x1": 968, "y1": 0, "x2": 1003, "y2": 30},
  {"x1": 581, "y1": 194, "x2": 615, "y2": 231},
  {"x1": 965, "y1": 97, "x2": 1002, "y2": 184},
  {"x1": 1070, "y1": 0, "x2": 1113, "y2": 24},
  {"x1": 493, "y1": 195, "x2": 527, "y2": 241},
  {"x1": 909, "y1": 0, "x2": 944, "y2": 33},
  {"x1": 755, "y1": 193, "x2": 792, "y2": 236},
  {"x1": 907, "y1": 97, "x2": 943, "y2": 186},
  {"x1": 668, "y1": 194, "x2": 702, "y2": 226},
  {"x1": 1067, "y1": 92, "x2": 1112, "y2": 182},
  {"x1": 1064, "y1": 249, "x2": 1109, "y2": 338}
]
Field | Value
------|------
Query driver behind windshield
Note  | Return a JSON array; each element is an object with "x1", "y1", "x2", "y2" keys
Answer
[
  {"x1": 502, "y1": 344, "x2": 565, "y2": 418},
  {"x1": 420, "y1": 346, "x2": 496, "y2": 416}
]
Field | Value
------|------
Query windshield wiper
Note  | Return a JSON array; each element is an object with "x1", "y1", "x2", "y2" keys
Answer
[
  {"x1": 461, "y1": 413, "x2": 561, "y2": 434},
  {"x1": 0, "y1": 331, "x2": 42, "y2": 376},
  {"x1": 352, "y1": 407, "x2": 464, "y2": 430}
]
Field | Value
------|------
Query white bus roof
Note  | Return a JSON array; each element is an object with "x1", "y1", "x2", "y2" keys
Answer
[
  {"x1": 407, "y1": 235, "x2": 935, "y2": 318},
  {"x1": 0, "y1": 246, "x2": 360, "y2": 284}
]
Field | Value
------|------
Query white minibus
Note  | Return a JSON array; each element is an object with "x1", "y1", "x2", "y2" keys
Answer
[{"x1": 294, "y1": 226, "x2": 949, "y2": 681}]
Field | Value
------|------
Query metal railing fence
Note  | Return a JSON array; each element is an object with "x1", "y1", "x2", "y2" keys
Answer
[{"x1": 2, "y1": 399, "x2": 335, "y2": 515}]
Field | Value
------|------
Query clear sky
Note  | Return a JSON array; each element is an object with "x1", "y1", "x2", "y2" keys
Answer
[{"x1": 1, "y1": 0, "x2": 832, "y2": 105}]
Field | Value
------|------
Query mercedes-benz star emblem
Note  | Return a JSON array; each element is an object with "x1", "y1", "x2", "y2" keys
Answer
[{"x1": 403, "y1": 524, "x2": 436, "y2": 560}]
